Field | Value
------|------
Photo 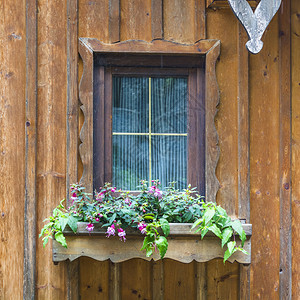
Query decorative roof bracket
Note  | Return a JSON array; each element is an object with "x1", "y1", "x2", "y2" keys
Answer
[{"x1": 227, "y1": 0, "x2": 282, "y2": 54}]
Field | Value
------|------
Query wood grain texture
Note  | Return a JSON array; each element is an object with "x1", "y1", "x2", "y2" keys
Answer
[
  {"x1": 239, "y1": 264, "x2": 250, "y2": 300},
  {"x1": 249, "y1": 15, "x2": 281, "y2": 299},
  {"x1": 164, "y1": 259, "x2": 196, "y2": 299},
  {"x1": 237, "y1": 23, "x2": 250, "y2": 222},
  {"x1": 207, "y1": 260, "x2": 239, "y2": 300},
  {"x1": 279, "y1": 1, "x2": 292, "y2": 299},
  {"x1": 196, "y1": 262, "x2": 207, "y2": 300},
  {"x1": 24, "y1": 0, "x2": 38, "y2": 298},
  {"x1": 164, "y1": 0, "x2": 201, "y2": 43},
  {"x1": 0, "y1": 0, "x2": 26, "y2": 298},
  {"x1": 120, "y1": 259, "x2": 152, "y2": 300},
  {"x1": 120, "y1": 0, "x2": 152, "y2": 41},
  {"x1": 109, "y1": 0, "x2": 120, "y2": 43},
  {"x1": 152, "y1": 260, "x2": 164, "y2": 299},
  {"x1": 151, "y1": 0, "x2": 163, "y2": 40},
  {"x1": 207, "y1": 9, "x2": 239, "y2": 215},
  {"x1": 291, "y1": 1, "x2": 300, "y2": 298},
  {"x1": 79, "y1": 257, "x2": 110, "y2": 299},
  {"x1": 35, "y1": 0, "x2": 68, "y2": 298}
]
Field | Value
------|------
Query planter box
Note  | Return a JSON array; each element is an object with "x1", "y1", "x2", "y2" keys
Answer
[{"x1": 53, "y1": 222, "x2": 252, "y2": 264}]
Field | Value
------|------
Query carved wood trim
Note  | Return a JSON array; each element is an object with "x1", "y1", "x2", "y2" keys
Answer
[
  {"x1": 78, "y1": 38, "x2": 220, "y2": 200},
  {"x1": 53, "y1": 223, "x2": 252, "y2": 264}
]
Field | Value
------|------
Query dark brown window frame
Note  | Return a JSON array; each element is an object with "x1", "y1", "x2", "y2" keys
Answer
[{"x1": 78, "y1": 38, "x2": 220, "y2": 202}]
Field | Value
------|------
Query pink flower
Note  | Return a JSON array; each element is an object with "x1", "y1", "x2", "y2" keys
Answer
[
  {"x1": 124, "y1": 197, "x2": 131, "y2": 204},
  {"x1": 106, "y1": 224, "x2": 115, "y2": 238},
  {"x1": 95, "y1": 217, "x2": 99, "y2": 222},
  {"x1": 118, "y1": 228, "x2": 126, "y2": 242},
  {"x1": 86, "y1": 223, "x2": 94, "y2": 232},
  {"x1": 96, "y1": 192, "x2": 104, "y2": 202},
  {"x1": 138, "y1": 222, "x2": 147, "y2": 235},
  {"x1": 148, "y1": 186, "x2": 156, "y2": 194},
  {"x1": 111, "y1": 187, "x2": 116, "y2": 193},
  {"x1": 154, "y1": 188, "x2": 162, "y2": 199}
]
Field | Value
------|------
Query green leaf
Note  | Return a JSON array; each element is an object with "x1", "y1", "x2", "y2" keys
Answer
[
  {"x1": 223, "y1": 241, "x2": 237, "y2": 263},
  {"x1": 201, "y1": 227, "x2": 209, "y2": 239},
  {"x1": 216, "y1": 206, "x2": 228, "y2": 217},
  {"x1": 146, "y1": 247, "x2": 153, "y2": 257},
  {"x1": 42, "y1": 236, "x2": 49, "y2": 247},
  {"x1": 141, "y1": 235, "x2": 155, "y2": 250},
  {"x1": 54, "y1": 232, "x2": 67, "y2": 248},
  {"x1": 231, "y1": 220, "x2": 246, "y2": 246},
  {"x1": 159, "y1": 218, "x2": 170, "y2": 237},
  {"x1": 208, "y1": 224, "x2": 222, "y2": 239},
  {"x1": 191, "y1": 218, "x2": 203, "y2": 230},
  {"x1": 237, "y1": 247, "x2": 249, "y2": 255},
  {"x1": 155, "y1": 236, "x2": 168, "y2": 259},
  {"x1": 67, "y1": 215, "x2": 79, "y2": 233},
  {"x1": 109, "y1": 213, "x2": 117, "y2": 224},
  {"x1": 203, "y1": 207, "x2": 215, "y2": 225},
  {"x1": 59, "y1": 216, "x2": 68, "y2": 232},
  {"x1": 221, "y1": 228, "x2": 233, "y2": 248}
]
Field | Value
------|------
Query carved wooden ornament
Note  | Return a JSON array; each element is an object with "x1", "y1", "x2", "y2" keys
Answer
[{"x1": 227, "y1": 0, "x2": 282, "y2": 54}]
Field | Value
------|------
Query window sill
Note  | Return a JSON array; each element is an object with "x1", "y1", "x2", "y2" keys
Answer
[{"x1": 53, "y1": 222, "x2": 252, "y2": 264}]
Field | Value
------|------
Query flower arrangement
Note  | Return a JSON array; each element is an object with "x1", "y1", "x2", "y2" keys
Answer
[{"x1": 40, "y1": 180, "x2": 248, "y2": 262}]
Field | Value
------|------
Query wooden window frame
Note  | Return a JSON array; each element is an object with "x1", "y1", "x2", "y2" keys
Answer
[{"x1": 78, "y1": 38, "x2": 220, "y2": 202}]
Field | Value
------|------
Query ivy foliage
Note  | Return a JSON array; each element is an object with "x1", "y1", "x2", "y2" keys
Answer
[{"x1": 40, "y1": 181, "x2": 248, "y2": 262}]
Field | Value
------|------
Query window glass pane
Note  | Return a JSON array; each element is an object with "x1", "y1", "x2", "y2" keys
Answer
[
  {"x1": 151, "y1": 136, "x2": 187, "y2": 190},
  {"x1": 151, "y1": 77, "x2": 187, "y2": 133},
  {"x1": 112, "y1": 77, "x2": 149, "y2": 133},
  {"x1": 113, "y1": 135, "x2": 149, "y2": 190}
]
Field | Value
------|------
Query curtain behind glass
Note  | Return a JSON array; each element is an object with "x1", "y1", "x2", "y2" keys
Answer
[{"x1": 112, "y1": 76, "x2": 187, "y2": 190}]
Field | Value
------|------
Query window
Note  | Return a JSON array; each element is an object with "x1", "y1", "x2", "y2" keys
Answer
[{"x1": 79, "y1": 39, "x2": 220, "y2": 201}]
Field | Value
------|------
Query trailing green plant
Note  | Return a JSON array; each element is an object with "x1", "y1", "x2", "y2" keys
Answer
[{"x1": 40, "y1": 180, "x2": 248, "y2": 262}]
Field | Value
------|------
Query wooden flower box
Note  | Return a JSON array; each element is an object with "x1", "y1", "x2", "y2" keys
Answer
[{"x1": 53, "y1": 222, "x2": 252, "y2": 264}]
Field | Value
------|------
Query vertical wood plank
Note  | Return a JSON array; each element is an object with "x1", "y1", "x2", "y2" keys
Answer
[
  {"x1": 36, "y1": 0, "x2": 68, "y2": 298},
  {"x1": 24, "y1": 0, "x2": 38, "y2": 298},
  {"x1": 0, "y1": 0, "x2": 26, "y2": 298},
  {"x1": 79, "y1": 257, "x2": 110, "y2": 299},
  {"x1": 152, "y1": 260, "x2": 164, "y2": 300},
  {"x1": 120, "y1": 0, "x2": 152, "y2": 41},
  {"x1": 110, "y1": 262, "x2": 121, "y2": 300},
  {"x1": 207, "y1": 260, "x2": 239, "y2": 300},
  {"x1": 151, "y1": 0, "x2": 163, "y2": 40},
  {"x1": 239, "y1": 264, "x2": 250, "y2": 300},
  {"x1": 237, "y1": 23, "x2": 250, "y2": 222},
  {"x1": 195, "y1": 0, "x2": 206, "y2": 41},
  {"x1": 249, "y1": 15, "x2": 280, "y2": 299},
  {"x1": 109, "y1": 0, "x2": 120, "y2": 43},
  {"x1": 164, "y1": 0, "x2": 200, "y2": 43},
  {"x1": 196, "y1": 263, "x2": 207, "y2": 300},
  {"x1": 279, "y1": 1, "x2": 292, "y2": 299},
  {"x1": 291, "y1": 1, "x2": 300, "y2": 298},
  {"x1": 164, "y1": 260, "x2": 196, "y2": 299}
]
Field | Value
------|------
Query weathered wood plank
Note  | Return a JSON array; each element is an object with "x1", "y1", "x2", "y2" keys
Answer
[
  {"x1": 164, "y1": 0, "x2": 201, "y2": 43},
  {"x1": 120, "y1": 0, "x2": 152, "y2": 41},
  {"x1": 237, "y1": 23, "x2": 250, "y2": 222},
  {"x1": 196, "y1": 262, "x2": 207, "y2": 300},
  {"x1": 291, "y1": 1, "x2": 300, "y2": 298},
  {"x1": 279, "y1": 1, "x2": 292, "y2": 299},
  {"x1": 195, "y1": 0, "x2": 206, "y2": 41},
  {"x1": 206, "y1": 0, "x2": 258, "y2": 8},
  {"x1": 109, "y1": 0, "x2": 120, "y2": 43},
  {"x1": 0, "y1": 0, "x2": 26, "y2": 298},
  {"x1": 79, "y1": 257, "x2": 110, "y2": 299},
  {"x1": 152, "y1": 260, "x2": 164, "y2": 300},
  {"x1": 207, "y1": 260, "x2": 239, "y2": 300},
  {"x1": 239, "y1": 264, "x2": 250, "y2": 300},
  {"x1": 35, "y1": 0, "x2": 68, "y2": 298},
  {"x1": 120, "y1": 259, "x2": 152, "y2": 300},
  {"x1": 110, "y1": 262, "x2": 120, "y2": 300},
  {"x1": 151, "y1": 0, "x2": 163, "y2": 40},
  {"x1": 24, "y1": 0, "x2": 38, "y2": 298},
  {"x1": 249, "y1": 14, "x2": 281, "y2": 299}
]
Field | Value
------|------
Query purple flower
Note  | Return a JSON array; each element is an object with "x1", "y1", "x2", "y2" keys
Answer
[
  {"x1": 106, "y1": 224, "x2": 115, "y2": 238},
  {"x1": 96, "y1": 192, "x2": 104, "y2": 202},
  {"x1": 86, "y1": 223, "x2": 94, "y2": 232},
  {"x1": 118, "y1": 228, "x2": 126, "y2": 242}
]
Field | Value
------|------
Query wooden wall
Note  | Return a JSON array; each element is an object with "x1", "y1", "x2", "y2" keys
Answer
[{"x1": 0, "y1": 0, "x2": 299, "y2": 299}]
